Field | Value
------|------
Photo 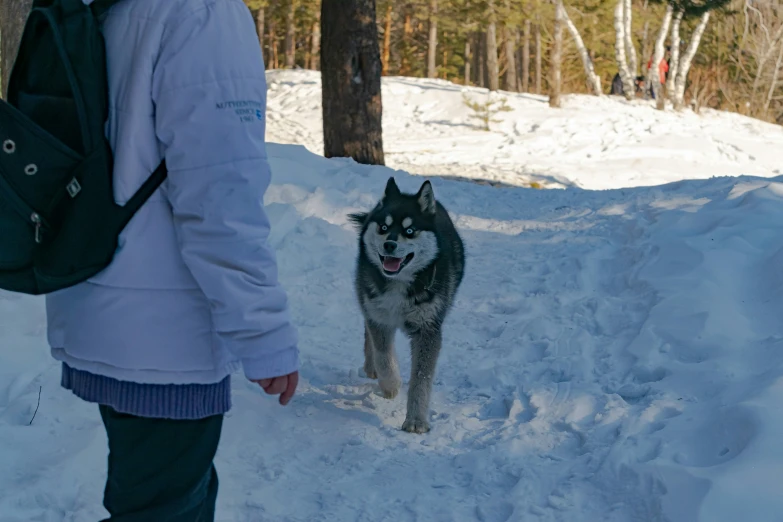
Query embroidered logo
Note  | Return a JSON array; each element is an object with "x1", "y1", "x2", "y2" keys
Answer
[{"x1": 216, "y1": 100, "x2": 264, "y2": 123}]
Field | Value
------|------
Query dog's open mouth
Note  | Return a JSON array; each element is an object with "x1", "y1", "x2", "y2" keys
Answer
[{"x1": 380, "y1": 253, "x2": 415, "y2": 275}]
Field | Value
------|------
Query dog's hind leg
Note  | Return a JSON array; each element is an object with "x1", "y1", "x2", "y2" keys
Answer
[
  {"x1": 363, "y1": 322, "x2": 378, "y2": 379},
  {"x1": 366, "y1": 321, "x2": 401, "y2": 399},
  {"x1": 402, "y1": 327, "x2": 442, "y2": 434}
]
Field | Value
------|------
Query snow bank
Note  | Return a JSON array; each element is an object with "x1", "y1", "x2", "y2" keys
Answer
[
  {"x1": 1, "y1": 146, "x2": 783, "y2": 520},
  {"x1": 266, "y1": 69, "x2": 783, "y2": 191}
]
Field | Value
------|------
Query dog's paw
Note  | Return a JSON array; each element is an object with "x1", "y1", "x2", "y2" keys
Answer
[
  {"x1": 401, "y1": 417, "x2": 431, "y2": 434},
  {"x1": 362, "y1": 363, "x2": 378, "y2": 380},
  {"x1": 378, "y1": 376, "x2": 401, "y2": 399}
]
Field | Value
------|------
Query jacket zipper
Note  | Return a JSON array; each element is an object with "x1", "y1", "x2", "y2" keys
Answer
[{"x1": 0, "y1": 170, "x2": 49, "y2": 243}]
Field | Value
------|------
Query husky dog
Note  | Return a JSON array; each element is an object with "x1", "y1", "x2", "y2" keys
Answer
[{"x1": 349, "y1": 178, "x2": 465, "y2": 433}]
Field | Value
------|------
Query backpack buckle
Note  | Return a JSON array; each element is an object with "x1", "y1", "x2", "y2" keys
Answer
[{"x1": 66, "y1": 178, "x2": 81, "y2": 198}]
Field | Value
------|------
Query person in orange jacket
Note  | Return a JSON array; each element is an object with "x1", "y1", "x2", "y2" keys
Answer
[{"x1": 648, "y1": 47, "x2": 671, "y2": 85}]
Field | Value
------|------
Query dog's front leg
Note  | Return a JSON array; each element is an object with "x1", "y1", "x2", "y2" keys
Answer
[
  {"x1": 367, "y1": 321, "x2": 401, "y2": 399},
  {"x1": 363, "y1": 322, "x2": 378, "y2": 379},
  {"x1": 402, "y1": 327, "x2": 442, "y2": 434}
]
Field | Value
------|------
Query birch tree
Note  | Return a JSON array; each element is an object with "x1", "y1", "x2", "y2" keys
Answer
[
  {"x1": 649, "y1": 4, "x2": 673, "y2": 109},
  {"x1": 672, "y1": 11, "x2": 711, "y2": 110},
  {"x1": 623, "y1": 0, "x2": 638, "y2": 75},
  {"x1": 665, "y1": 8, "x2": 683, "y2": 100},
  {"x1": 764, "y1": 39, "x2": 783, "y2": 117},
  {"x1": 563, "y1": 4, "x2": 601, "y2": 96},
  {"x1": 614, "y1": 0, "x2": 635, "y2": 99},
  {"x1": 549, "y1": 0, "x2": 564, "y2": 107},
  {"x1": 747, "y1": 2, "x2": 783, "y2": 103}
]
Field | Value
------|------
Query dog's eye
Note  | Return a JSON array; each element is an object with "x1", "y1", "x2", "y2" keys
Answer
[
  {"x1": 380, "y1": 225, "x2": 388, "y2": 232},
  {"x1": 405, "y1": 228, "x2": 415, "y2": 236}
]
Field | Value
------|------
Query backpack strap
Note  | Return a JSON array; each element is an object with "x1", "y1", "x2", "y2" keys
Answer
[{"x1": 121, "y1": 160, "x2": 168, "y2": 219}]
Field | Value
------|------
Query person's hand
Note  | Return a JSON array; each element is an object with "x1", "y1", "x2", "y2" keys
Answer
[{"x1": 252, "y1": 371, "x2": 299, "y2": 406}]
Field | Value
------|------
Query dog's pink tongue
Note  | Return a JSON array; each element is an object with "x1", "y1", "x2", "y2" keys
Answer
[{"x1": 383, "y1": 256, "x2": 403, "y2": 272}]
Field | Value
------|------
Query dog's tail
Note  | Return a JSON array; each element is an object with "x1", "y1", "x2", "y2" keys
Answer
[{"x1": 347, "y1": 212, "x2": 369, "y2": 231}]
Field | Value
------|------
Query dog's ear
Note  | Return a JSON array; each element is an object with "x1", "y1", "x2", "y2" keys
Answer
[
  {"x1": 384, "y1": 177, "x2": 401, "y2": 199},
  {"x1": 416, "y1": 180, "x2": 436, "y2": 215},
  {"x1": 347, "y1": 212, "x2": 369, "y2": 231}
]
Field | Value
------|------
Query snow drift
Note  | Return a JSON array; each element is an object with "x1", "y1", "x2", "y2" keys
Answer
[
  {"x1": 1, "y1": 139, "x2": 782, "y2": 521},
  {"x1": 266, "y1": 69, "x2": 783, "y2": 191}
]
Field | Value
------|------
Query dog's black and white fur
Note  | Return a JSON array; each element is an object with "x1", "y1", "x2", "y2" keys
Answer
[{"x1": 349, "y1": 178, "x2": 465, "y2": 433}]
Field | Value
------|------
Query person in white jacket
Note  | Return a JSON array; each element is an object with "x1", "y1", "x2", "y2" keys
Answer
[{"x1": 45, "y1": 0, "x2": 300, "y2": 518}]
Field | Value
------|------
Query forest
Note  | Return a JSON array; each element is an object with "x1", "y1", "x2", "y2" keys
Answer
[{"x1": 245, "y1": 0, "x2": 783, "y2": 124}]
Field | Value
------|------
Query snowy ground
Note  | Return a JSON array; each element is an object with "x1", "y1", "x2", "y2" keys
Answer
[
  {"x1": 266, "y1": 69, "x2": 783, "y2": 190},
  {"x1": 3, "y1": 75, "x2": 783, "y2": 521}
]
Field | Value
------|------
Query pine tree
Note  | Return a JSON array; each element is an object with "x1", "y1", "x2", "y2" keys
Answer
[
  {"x1": 285, "y1": 0, "x2": 297, "y2": 68},
  {"x1": 321, "y1": 0, "x2": 385, "y2": 165}
]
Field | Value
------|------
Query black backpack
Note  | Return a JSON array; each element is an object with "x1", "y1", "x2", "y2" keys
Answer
[{"x1": 0, "y1": 0, "x2": 166, "y2": 295}]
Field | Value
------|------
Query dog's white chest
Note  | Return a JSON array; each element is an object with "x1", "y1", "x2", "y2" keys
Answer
[
  {"x1": 363, "y1": 284, "x2": 440, "y2": 329},
  {"x1": 363, "y1": 286, "x2": 410, "y2": 327}
]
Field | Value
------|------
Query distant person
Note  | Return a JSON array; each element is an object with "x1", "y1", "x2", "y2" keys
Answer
[
  {"x1": 44, "y1": 0, "x2": 300, "y2": 519},
  {"x1": 635, "y1": 75, "x2": 646, "y2": 96},
  {"x1": 610, "y1": 72, "x2": 625, "y2": 96},
  {"x1": 610, "y1": 73, "x2": 645, "y2": 98},
  {"x1": 648, "y1": 49, "x2": 670, "y2": 87}
]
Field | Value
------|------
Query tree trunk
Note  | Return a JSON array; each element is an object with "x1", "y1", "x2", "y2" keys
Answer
[
  {"x1": 464, "y1": 39, "x2": 472, "y2": 85},
  {"x1": 269, "y1": 20, "x2": 279, "y2": 69},
  {"x1": 673, "y1": 11, "x2": 710, "y2": 111},
  {"x1": 477, "y1": 32, "x2": 485, "y2": 87},
  {"x1": 613, "y1": 0, "x2": 634, "y2": 100},
  {"x1": 764, "y1": 40, "x2": 783, "y2": 116},
  {"x1": 534, "y1": 23, "x2": 542, "y2": 94},
  {"x1": 650, "y1": 3, "x2": 673, "y2": 110},
  {"x1": 382, "y1": 4, "x2": 392, "y2": 75},
  {"x1": 320, "y1": 0, "x2": 385, "y2": 165},
  {"x1": 563, "y1": 5, "x2": 601, "y2": 96},
  {"x1": 640, "y1": 20, "x2": 651, "y2": 70},
  {"x1": 522, "y1": 19, "x2": 530, "y2": 92},
  {"x1": 486, "y1": 0, "x2": 500, "y2": 91},
  {"x1": 256, "y1": 7, "x2": 266, "y2": 62},
  {"x1": 442, "y1": 45, "x2": 448, "y2": 79},
  {"x1": 549, "y1": 0, "x2": 563, "y2": 107},
  {"x1": 623, "y1": 0, "x2": 637, "y2": 76},
  {"x1": 751, "y1": 24, "x2": 783, "y2": 99},
  {"x1": 310, "y1": 12, "x2": 321, "y2": 70},
  {"x1": 504, "y1": 26, "x2": 518, "y2": 91},
  {"x1": 665, "y1": 9, "x2": 683, "y2": 101},
  {"x1": 401, "y1": 10, "x2": 413, "y2": 75},
  {"x1": 482, "y1": 33, "x2": 490, "y2": 87},
  {"x1": 0, "y1": 0, "x2": 33, "y2": 98},
  {"x1": 285, "y1": 0, "x2": 296, "y2": 68},
  {"x1": 427, "y1": 0, "x2": 438, "y2": 78}
]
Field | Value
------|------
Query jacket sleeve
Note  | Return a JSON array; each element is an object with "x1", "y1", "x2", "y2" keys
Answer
[{"x1": 151, "y1": 0, "x2": 299, "y2": 381}]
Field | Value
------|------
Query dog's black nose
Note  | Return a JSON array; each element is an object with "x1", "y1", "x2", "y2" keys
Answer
[{"x1": 383, "y1": 241, "x2": 397, "y2": 254}]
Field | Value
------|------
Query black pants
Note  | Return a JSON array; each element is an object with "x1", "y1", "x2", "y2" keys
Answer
[{"x1": 99, "y1": 405, "x2": 224, "y2": 521}]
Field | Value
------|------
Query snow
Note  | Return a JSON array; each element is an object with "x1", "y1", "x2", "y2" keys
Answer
[
  {"x1": 266, "y1": 69, "x2": 783, "y2": 191},
  {"x1": 2, "y1": 73, "x2": 783, "y2": 521}
]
